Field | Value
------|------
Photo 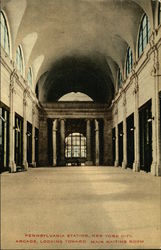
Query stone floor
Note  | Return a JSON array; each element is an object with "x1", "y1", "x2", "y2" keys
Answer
[{"x1": 1, "y1": 166, "x2": 161, "y2": 249}]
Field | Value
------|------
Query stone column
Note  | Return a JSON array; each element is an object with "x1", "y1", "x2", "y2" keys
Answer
[
  {"x1": 23, "y1": 90, "x2": 28, "y2": 170},
  {"x1": 95, "y1": 119, "x2": 99, "y2": 166},
  {"x1": 9, "y1": 70, "x2": 16, "y2": 173},
  {"x1": 31, "y1": 104, "x2": 36, "y2": 167},
  {"x1": 114, "y1": 104, "x2": 119, "y2": 167},
  {"x1": 52, "y1": 119, "x2": 57, "y2": 166},
  {"x1": 85, "y1": 119, "x2": 93, "y2": 165},
  {"x1": 133, "y1": 74, "x2": 140, "y2": 172},
  {"x1": 60, "y1": 119, "x2": 65, "y2": 165},
  {"x1": 122, "y1": 93, "x2": 127, "y2": 169},
  {"x1": 39, "y1": 114, "x2": 48, "y2": 166},
  {"x1": 151, "y1": 47, "x2": 161, "y2": 176},
  {"x1": 104, "y1": 118, "x2": 113, "y2": 166}
]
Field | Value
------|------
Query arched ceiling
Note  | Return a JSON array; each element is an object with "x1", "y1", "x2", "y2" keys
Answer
[
  {"x1": 2, "y1": 0, "x2": 155, "y2": 104},
  {"x1": 41, "y1": 54, "x2": 114, "y2": 104}
]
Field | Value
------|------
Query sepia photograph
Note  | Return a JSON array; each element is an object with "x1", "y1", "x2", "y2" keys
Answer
[{"x1": 0, "y1": 0, "x2": 161, "y2": 249}]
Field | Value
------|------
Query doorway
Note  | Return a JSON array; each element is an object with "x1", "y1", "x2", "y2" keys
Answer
[
  {"x1": 112, "y1": 127, "x2": 116, "y2": 165},
  {"x1": 15, "y1": 114, "x2": 23, "y2": 166},
  {"x1": 126, "y1": 113, "x2": 134, "y2": 168},
  {"x1": 27, "y1": 122, "x2": 32, "y2": 166},
  {"x1": 35, "y1": 128, "x2": 39, "y2": 165},
  {"x1": 118, "y1": 122, "x2": 123, "y2": 166},
  {"x1": 0, "y1": 106, "x2": 9, "y2": 172},
  {"x1": 139, "y1": 100, "x2": 152, "y2": 172}
]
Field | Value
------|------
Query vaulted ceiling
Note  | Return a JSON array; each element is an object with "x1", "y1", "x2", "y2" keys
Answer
[{"x1": 2, "y1": 0, "x2": 155, "y2": 103}]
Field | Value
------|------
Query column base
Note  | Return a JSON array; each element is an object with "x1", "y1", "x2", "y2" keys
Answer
[
  {"x1": 151, "y1": 162, "x2": 161, "y2": 176},
  {"x1": 23, "y1": 161, "x2": 28, "y2": 171},
  {"x1": 31, "y1": 162, "x2": 36, "y2": 168},
  {"x1": 114, "y1": 160, "x2": 119, "y2": 167},
  {"x1": 9, "y1": 161, "x2": 16, "y2": 173},
  {"x1": 133, "y1": 161, "x2": 140, "y2": 172},
  {"x1": 95, "y1": 161, "x2": 99, "y2": 166},
  {"x1": 122, "y1": 161, "x2": 127, "y2": 169},
  {"x1": 52, "y1": 162, "x2": 57, "y2": 167},
  {"x1": 85, "y1": 161, "x2": 93, "y2": 166}
]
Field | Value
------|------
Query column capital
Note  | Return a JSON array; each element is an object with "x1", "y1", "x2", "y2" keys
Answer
[
  {"x1": 95, "y1": 119, "x2": 99, "y2": 131},
  {"x1": 9, "y1": 83, "x2": 15, "y2": 93},
  {"x1": 32, "y1": 103, "x2": 36, "y2": 116},
  {"x1": 10, "y1": 68, "x2": 16, "y2": 82},
  {"x1": 53, "y1": 119, "x2": 58, "y2": 131},
  {"x1": 59, "y1": 118, "x2": 66, "y2": 123},
  {"x1": 23, "y1": 98, "x2": 27, "y2": 106},
  {"x1": 123, "y1": 93, "x2": 126, "y2": 106},
  {"x1": 133, "y1": 84, "x2": 139, "y2": 95}
]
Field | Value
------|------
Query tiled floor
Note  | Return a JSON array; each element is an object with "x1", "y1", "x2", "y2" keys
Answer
[{"x1": 1, "y1": 167, "x2": 161, "y2": 249}]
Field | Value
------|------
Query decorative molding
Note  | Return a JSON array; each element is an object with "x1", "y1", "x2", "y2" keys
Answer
[
  {"x1": 123, "y1": 94, "x2": 126, "y2": 106},
  {"x1": 23, "y1": 98, "x2": 27, "y2": 106},
  {"x1": 149, "y1": 31, "x2": 155, "y2": 49},
  {"x1": 133, "y1": 84, "x2": 139, "y2": 95},
  {"x1": 114, "y1": 105, "x2": 118, "y2": 115}
]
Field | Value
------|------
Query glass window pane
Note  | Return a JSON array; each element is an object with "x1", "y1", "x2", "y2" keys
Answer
[
  {"x1": 138, "y1": 14, "x2": 151, "y2": 57},
  {"x1": 65, "y1": 133, "x2": 86, "y2": 159},
  {"x1": 159, "y1": 3, "x2": 161, "y2": 25},
  {"x1": 142, "y1": 15, "x2": 146, "y2": 28},
  {"x1": 0, "y1": 12, "x2": 10, "y2": 55},
  {"x1": 16, "y1": 46, "x2": 23, "y2": 75}
]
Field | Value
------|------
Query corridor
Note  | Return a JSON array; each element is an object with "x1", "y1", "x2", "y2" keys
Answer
[{"x1": 1, "y1": 167, "x2": 160, "y2": 249}]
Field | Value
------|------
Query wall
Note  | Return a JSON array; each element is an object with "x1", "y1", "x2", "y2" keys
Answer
[{"x1": 112, "y1": 24, "x2": 161, "y2": 176}]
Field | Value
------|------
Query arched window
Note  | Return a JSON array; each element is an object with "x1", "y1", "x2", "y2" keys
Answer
[
  {"x1": 138, "y1": 14, "x2": 151, "y2": 57},
  {"x1": 158, "y1": 2, "x2": 161, "y2": 25},
  {"x1": 16, "y1": 46, "x2": 23, "y2": 75},
  {"x1": 126, "y1": 47, "x2": 133, "y2": 77},
  {"x1": 65, "y1": 133, "x2": 86, "y2": 158},
  {"x1": 27, "y1": 67, "x2": 32, "y2": 86},
  {"x1": 118, "y1": 68, "x2": 122, "y2": 88},
  {"x1": 0, "y1": 11, "x2": 10, "y2": 55}
]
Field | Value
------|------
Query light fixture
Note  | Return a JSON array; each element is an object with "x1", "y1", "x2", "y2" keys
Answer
[
  {"x1": 112, "y1": 137, "x2": 116, "y2": 140},
  {"x1": 130, "y1": 127, "x2": 135, "y2": 131},
  {"x1": 0, "y1": 115, "x2": 6, "y2": 122},
  {"x1": 147, "y1": 117, "x2": 154, "y2": 123},
  {"x1": 13, "y1": 119, "x2": 20, "y2": 132},
  {"x1": 26, "y1": 132, "x2": 31, "y2": 136},
  {"x1": 13, "y1": 126, "x2": 20, "y2": 132},
  {"x1": 119, "y1": 133, "x2": 124, "y2": 137}
]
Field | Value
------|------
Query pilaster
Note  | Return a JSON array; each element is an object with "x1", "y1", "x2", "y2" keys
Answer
[
  {"x1": 151, "y1": 45, "x2": 161, "y2": 176},
  {"x1": 122, "y1": 93, "x2": 127, "y2": 169},
  {"x1": 114, "y1": 103, "x2": 119, "y2": 167},
  {"x1": 133, "y1": 74, "x2": 140, "y2": 172},
  {"x1": 31, "y1": 103, "x2": 36, "y2": 167},
  {"x1": 23, "y1": 89, "x2": 28, "y2": 170},
  {"x1": 9, "y1": 69, "x2": 16, "y2": 173}
]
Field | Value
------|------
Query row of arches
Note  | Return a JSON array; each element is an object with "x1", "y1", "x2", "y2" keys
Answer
[
  {"x1": 0, "y1": 11, "x2": 33, "y2": 86},
  {"x1": 1, "y1": 2, "x2": 161, "y2": 97},
  {"x1": 117, "y1": 5, "x2": 161, "y2": 89}
]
